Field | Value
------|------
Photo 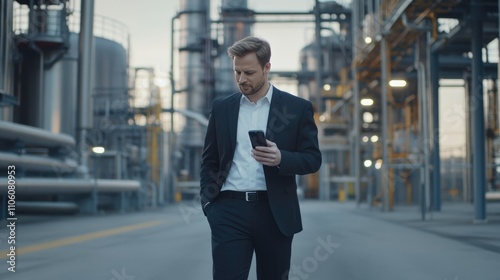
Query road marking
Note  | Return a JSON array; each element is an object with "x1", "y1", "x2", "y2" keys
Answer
[{"x1": 0, "y1": 220, "x2": 165, "y2": 258}]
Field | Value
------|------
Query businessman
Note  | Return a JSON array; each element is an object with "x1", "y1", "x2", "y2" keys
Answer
[{"x1": 200, "y1": 36, "x2": 322, "y2": 280}]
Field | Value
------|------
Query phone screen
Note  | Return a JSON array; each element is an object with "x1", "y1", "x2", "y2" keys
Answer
[{"x1": 248, "y1": 130, "x2": 267, "y2": 148}]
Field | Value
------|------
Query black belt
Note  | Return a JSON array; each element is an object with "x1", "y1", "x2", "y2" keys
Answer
[{"x1": 219, "y1": 191, "x2": 267, "y2": 201}]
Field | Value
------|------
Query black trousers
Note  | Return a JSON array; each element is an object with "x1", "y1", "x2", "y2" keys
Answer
[{"x1": 207, "y1": 192, "x2": 293, "y2": 280}]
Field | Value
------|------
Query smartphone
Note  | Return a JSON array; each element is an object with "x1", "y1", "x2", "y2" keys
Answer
[{"x1": 248, "y1": 130, "x2": 267, "y2": 148}]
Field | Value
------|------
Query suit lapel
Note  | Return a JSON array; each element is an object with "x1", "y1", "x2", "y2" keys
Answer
[
  {"x1": 266, "y1": 86, "x2": 283, "y2": 142},
  {"x1": 227, "y1": 93, "x2": 240, "y2": 152}
]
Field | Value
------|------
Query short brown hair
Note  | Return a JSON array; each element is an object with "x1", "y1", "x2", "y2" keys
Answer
[{"x1": 227, "y1": 36, "x2": 271, "y2": 69}]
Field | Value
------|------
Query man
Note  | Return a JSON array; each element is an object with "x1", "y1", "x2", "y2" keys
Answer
[{"x1": 200, "y1": 36, "x2": 322, "y2": 280}]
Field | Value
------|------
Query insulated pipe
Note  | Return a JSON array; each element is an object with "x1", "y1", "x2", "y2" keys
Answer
[
  {"x1": 17, "y1": 201, "x2": 79, "y2": 215},
  {"x1": 417, "y1": 60, "x2": 430, "y2": 220},
  {"x1": 430, "y1": 52, "x2": 441, "y2": 211},
  {"x1": 471, "y1": 0, "x2": 487, "y2": 222},
  {"x1": 380, "y1": 36, "x2": 390, "y2": 211},
  {"x1": 314, "y1": 0, "x2": 323, "y2": 112},
  {"x1": 0, "y1": 0, "x2": 11, "y2": 97},
  {"x1": 0, "y1": 178, "x2": 140, "y2": 194},
  {"x1": 76, "y1": 0, "x2": 95, "y2": 178},
  {"x1": 351, "y1": 0, "x2": 361, "y2": 205},
  {"x1": 0, "y1": 152, "x2": 78, "y2": 172},
  {"x1": 0, "y1": 120, "x2": 75, "y2": 147}
]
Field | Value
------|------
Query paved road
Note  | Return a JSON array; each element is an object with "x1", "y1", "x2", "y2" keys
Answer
[{"x1": 0, "y1": 200, "x2": 498, "y2": 280}]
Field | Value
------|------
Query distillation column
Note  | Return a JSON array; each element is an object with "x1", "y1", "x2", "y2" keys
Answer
[
  {"x1": 177, "y1": 0, "x2": 212, "y2": 179},
  {"x1": 214, "y1": 0, "x2": 254, "y2": 100}
]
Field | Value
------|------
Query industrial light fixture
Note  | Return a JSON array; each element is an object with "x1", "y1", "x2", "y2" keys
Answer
[
  {"x1": 92, "y1": 146, "x2": 105, "y2": 154},
  {"x1": 389, "y1": 79, "x2": 407, "y2": 87},
  {"x1": 364, "y1": 37, "x2": 372, "y2": 44},
  {"x1": 360, "y1": 98, "x2": 374, "y2": 106},
  {"x1": 323, "y1": 84, "x2": 331, "y2": 91},
  {"x1": 371, "y1": 135, "x2": 379, "y2": 142},
  {"x1": 362, "y1": 136, "x2": 369, "y2": 142},
  {"x1": 363, "y1": 112, "x2": 373, "y2": 123},
  {"x1": 364, "y1": 160, "x2": 372, "y2": 168},
  {"x1": 375, "y1": 159, "x2": 383, "y2": 169}
]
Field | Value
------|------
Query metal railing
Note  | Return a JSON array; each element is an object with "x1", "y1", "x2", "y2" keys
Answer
[{"x1": 13, "y1": 5, "x2": 129, "y2": 50}]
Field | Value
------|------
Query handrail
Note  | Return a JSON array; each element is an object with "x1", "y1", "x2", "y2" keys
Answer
[{"x1": 12, "y1": 5, "x2": 129, "y2": 50}]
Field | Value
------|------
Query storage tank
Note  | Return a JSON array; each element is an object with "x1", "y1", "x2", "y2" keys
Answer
[
  {"x1": 214, "y1": 0, "x2": 254, "y2": 100},
  {"x1": 16, "y1": 10, "x2": 128, "y2": 140},
  {"x1": 92, "y1": 35, "x2": 129, "y2": 149},
  {"x1": 0, "y1": 0, "x2": 15, "y2": 121}
]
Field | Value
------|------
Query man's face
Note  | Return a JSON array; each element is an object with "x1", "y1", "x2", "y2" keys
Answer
[{"x1": 233, "y1": 52, "x2": 270, "y2": 101}]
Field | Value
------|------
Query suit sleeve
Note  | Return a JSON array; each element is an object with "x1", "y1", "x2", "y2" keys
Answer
[{"x1": 278, "y1": 101, "x2": 322, "y2": 175}]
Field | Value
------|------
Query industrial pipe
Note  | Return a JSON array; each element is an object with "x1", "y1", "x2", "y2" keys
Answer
[
  {"x1": 76, "y1": 0, "x2": 95, "y2": 178},
  {"x1": 17, "y1": 201, "x2": 79, "y2": 215},
  {"x1": 0, "y1": 178, "x2": 140, "y2": 194},
  {"x1": 0, "y1": 152, "x2": 78, "y2": 172},
  {"x1": 0, "y1": 120, "x2": 75, "y2": 147}
]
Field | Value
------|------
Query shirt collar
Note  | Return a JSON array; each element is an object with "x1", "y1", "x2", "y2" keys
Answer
[{"x1": 240, "y1": 83, "x2": 273, "y2": 105}]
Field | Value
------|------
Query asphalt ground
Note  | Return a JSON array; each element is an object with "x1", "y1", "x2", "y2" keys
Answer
[{"x1": 0, "y1": 200, "x2": 498, "y2": 280}]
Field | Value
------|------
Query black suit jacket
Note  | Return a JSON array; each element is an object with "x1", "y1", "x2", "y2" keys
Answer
[{"x1": 200, "y1": 86, "x2": 322, "y2": 236}]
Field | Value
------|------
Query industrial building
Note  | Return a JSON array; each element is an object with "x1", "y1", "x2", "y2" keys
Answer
[
  {"x1": 0, "y1": 1, "x2": 499, "y2": 279},
  {"x1": 0, "y1": 0, "x2": 499, "y2": 223}
]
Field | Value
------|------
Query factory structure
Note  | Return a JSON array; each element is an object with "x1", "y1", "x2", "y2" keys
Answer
[{"x1": 0, "y1": 0, "x2": 498, "y2": 221}]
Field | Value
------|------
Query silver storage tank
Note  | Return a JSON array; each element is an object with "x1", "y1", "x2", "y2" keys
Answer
[
  {"x1": 92, "y1": 35, "x2": 128, "y2": 149},
  {"x1": 0, "y1": 0, "x2": 15, "y2": 121},
  {"x1": 17, "y1": 32, "x2": 127, "y2": 139},
  {"x1": 18, "y1": 32, "x2": 79, "y2": 136}
]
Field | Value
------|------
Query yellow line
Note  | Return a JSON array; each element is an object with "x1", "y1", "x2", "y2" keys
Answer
[{"x1": 0, "y1": 220, "x2": 164, "y2": 258}]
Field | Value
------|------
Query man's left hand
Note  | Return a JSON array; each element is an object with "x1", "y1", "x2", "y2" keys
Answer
[{"x1": 251, "y1": 140, "x2": 281, "y2": 167}]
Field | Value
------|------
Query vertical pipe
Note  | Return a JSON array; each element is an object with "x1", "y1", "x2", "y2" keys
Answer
[
  {"x1": 422, "y1": 33, "x2": 431, "y2": 217},
  {"x1": 0, "y1": 0, "x2": 5, "y2": 121},
  {"x1": 351, "y1": 0, "x2": 361, "y2": 205},
  {"x1": 76, "y1": 0, "x2": 95, "y2": 178},
  {"x1": 471, "y1": 0, "x2": 486, "y2": 221},
  {"x1": 0, "y1": 0, "x2": 6, "y2": 92},
  {"x1": 380, "y1": 36, "x2": 389, "y2": 211},
  {"x1": 418, "y1": 65, "x2": 428, "y2": 220},
  {"x1": 158, "y1": 132, "x2": 165, "y2": 205},
  {"x1": 496, "y1": 0, "x2": 500, "y2": 175},
  {"x1": 203, "y1": 0, "x2": 212, "y2": 114},
  {"x1": 464, "y1": 74, "x2": 473, "y2": 203},
  {"x1": 430, "y1": 51, "x2": 441, "y2": 211},
  {"x1": 314, "y1": 0, "x2": 323, "y2": 112},
  {"x1": 168, "y1": 13, "x2": 179, "y2": 203}
]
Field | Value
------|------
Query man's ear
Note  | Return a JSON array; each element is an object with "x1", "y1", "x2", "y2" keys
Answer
[{"x1": 264, "y1": 62, "x2": 271, "y2": 74}]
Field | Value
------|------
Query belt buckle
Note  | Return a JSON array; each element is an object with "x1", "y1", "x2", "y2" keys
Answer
[{"x1": 245, "y1": 192, "x2": 257, "y2": 201}]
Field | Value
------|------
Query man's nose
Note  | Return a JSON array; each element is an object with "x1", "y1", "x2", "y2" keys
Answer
[{"x1": 238, "y1": 74, "x2": 247, "y2": 83}]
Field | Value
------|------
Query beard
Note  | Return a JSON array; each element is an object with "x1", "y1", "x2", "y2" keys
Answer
[{"x1": 239, "y1": 78, "x2": 266, "y2": 97}]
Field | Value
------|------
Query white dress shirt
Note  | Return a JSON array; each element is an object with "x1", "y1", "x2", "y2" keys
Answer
[{"x1": 221, "y1": 84, "x2": 273, "y2": 192}]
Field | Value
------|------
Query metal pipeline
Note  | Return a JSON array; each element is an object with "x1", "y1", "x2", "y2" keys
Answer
[
  {"x1": 17, "y1": 201, "x2": 79, "y2": 215},
  {"x1": 0, "y1": 178, "x2": 140, "y2": 194},
  {"x1": 0, "y1": 152, "x2": 78, "y2": 172},
  {"x1": 0, "y1": 120, "x2": 75, "y2": 147},
  {"x1": 76, "y1": 0, "x2": 95, "y2": 178}
]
